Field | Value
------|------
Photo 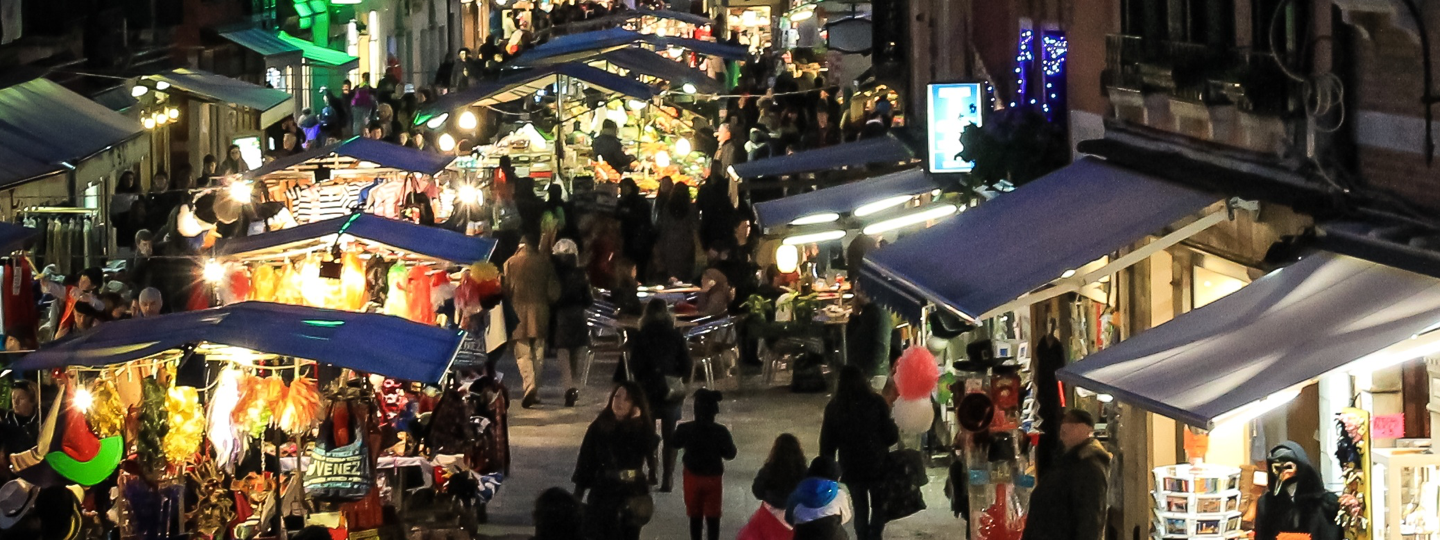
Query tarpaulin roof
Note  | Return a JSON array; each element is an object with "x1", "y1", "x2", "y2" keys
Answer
[
  {"x1": 0, "y1": 222, "x2": 39, "y2": 252},
  {"x1": 753, "y1": 168, "x2": 936, "y2": 230},
  {"x1": 14, "y1": 301, "x2": 466, "y2": 383},
  {"x1": 0, "y1": 77, "x2": 145, "y2": 189},
  {"x1": 589, "y1": 48, "x2": 724, "y2": 94},
  {"x1": 244, "y1": 137, "x2": 456, "y2": 179},
  {"x1": 277, "y1": 31, "x2": 360, "y2": 69},
  {"x1": 216, "y1": 213, "x2": 497, "y2": 264},
  {"x1": 514, "y1": 27, "x2": 745, "y2": 66},
  {"x1": 419, "y1": 64, "x2": 656, "y2": 123},
  {"x1": 1057, "y1": 252, "x2": 1440, "y2": 428},
  {"x1": 146, "y1": 69, "x2": 295, "y2": 127},
  {"x1": 218, "y1": 27, "x2": 305, "y2": 58},
  {"x1": 859, "y1": 157, "x2": 1217, "y2": 322},
  {"x1": 730, "y1": 135, "x2": 915, "y2": 179}
]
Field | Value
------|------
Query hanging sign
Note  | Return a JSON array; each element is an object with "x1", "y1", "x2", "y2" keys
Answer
[
  {"x1": 1371, "y1": 413, "x2": 1404, "y2": 439},
  {"x1": 925, "y1": 83, "x2": 984, "y2": 174}
]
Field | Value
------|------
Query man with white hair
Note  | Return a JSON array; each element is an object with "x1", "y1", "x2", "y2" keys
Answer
[{"x1": 135, "y1": 288, "x2": 163, "y2": 317}]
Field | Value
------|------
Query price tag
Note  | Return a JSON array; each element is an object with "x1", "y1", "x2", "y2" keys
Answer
[{"x1": 1372, "y1": 413, "x2": 1405, "y2": 439}]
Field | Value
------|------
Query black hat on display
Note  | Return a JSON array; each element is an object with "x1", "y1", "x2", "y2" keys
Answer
[
  {"x1": 929, "y1": 311, "x2": 973, "y2": 339},
  {"x1": 963, "y1": 339, "x2": 1013, "y2": 370},
  {"x1": 956, "y1": 392, "x2": 995, "y2": 433},
  {"x1": 0, "y1": 479, "x2": 38, "y2": 530},
  {"x1": 988, "y1": 431, "x2": 1017, "y2": 462},
  {"x1": 34, "y1": 485, "x2": 80, "y2": 540}
]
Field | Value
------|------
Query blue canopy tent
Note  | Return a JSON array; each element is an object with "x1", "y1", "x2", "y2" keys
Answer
[
  {"x1": 417, "y1": 63, "x2": 656, "y2": 125},
  {"x1": 216, "y1": 213, "x2": 497, "y2": 264},
  {"x1": 730, "y1": 135, "x2": 916, "y2": 180},
  {"x1": 585, "y1": 48, "x2": 725, "y2": 95},
  {"x1": 144, "y1": 69, "x2": 295, "y2": 128},
  {"x1": 513, "y1": 27, "x2": 745, "y2": 66},
  {"x1": 243, "y1": 137, "x2": 456, "y2": 180},
  {"x1": 1057, "y1": 252, "x2": 1440, "y2": 429},
  {"x1": 0, "y1": 77, "x2": 146, "y2": 189},
  {"x1": 13, "y1": 302, "x2": 467, "y2": 384},
  {"x1": 0, "y1": 222, "x2": 39, "y2": 252},
  {"x1": 753, "y1": 168, "x2": 937, "y2": 231},
  {"x1": 859, "y1": 157, "x2": 1220, "y2": 323}
]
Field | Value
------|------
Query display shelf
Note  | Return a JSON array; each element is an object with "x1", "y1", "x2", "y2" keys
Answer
[
  {"x1": 1370, "y1": 448, "x2": 1440, "y2": 540},
  {"x1": 1152, "y1": 464, "x2": 1245, "y2": 540}
]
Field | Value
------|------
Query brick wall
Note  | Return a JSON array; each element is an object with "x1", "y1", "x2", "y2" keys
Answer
[{"x1": 1348, "y1": 1, "x2": 1440, "y2": 212}]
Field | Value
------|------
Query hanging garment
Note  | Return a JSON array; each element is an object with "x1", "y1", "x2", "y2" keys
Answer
[
  {"x1": 82, "y1": 218, "x2": 93, "y2": 270},
  {"x1": 405, "y1": 265, "x2": 435, "y2": 325},
  {"x1": 368, "y1": 180, "x2": 406, "y2": 219},
  {"x1": 70, "y1": 218, "x2": 83, "y2": 275},
  {"x1": 364, "y1": 256, "x2": 393, "y2": 308},
  {"x1": 383, "y1": 264, "x2": 409, "y2": 318},
  {"x1": 27, "y1": 216, "x2": 44, "y2": 261},
  {"x1": 3, "y1": 257, "x2": 37, "y2": 339},
  {"x1": 340, "y1": 252, "x2": 366, "y2": 311},
  {"x1": 287, "y1": 184, "x2": 362, "y2": 223},
  {"x1": 251, "y1": 265, "x2": 278, "y2": 302},
  {"x1": 45, "y1": 219, "x2": 59, "y2": 275}
]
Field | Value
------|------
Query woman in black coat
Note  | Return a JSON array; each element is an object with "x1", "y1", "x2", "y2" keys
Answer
[
  {"x1": 573, "y1": 381, "x2": 661, "y2": 540},
  {"x1": 626, "y1": 298, "x2": 693, "y2": 493},
  {"x1": 819, "y1": 365, "x2": 898, "y2": 540}
]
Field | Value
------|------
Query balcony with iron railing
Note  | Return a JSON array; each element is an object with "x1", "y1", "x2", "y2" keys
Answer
[{"x1": 1104, "y1": 34, "x2": 1298, "y2": 116}]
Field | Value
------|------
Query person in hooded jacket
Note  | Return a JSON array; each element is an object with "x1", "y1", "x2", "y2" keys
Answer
[
  {"x1": 819, "y1": 365, "x2": 898, "y2": 540},
  {"x1": 1020, "y1": 409, "x2": 1112, "y2": 540},
  {"x1": 573, "y1": 382, "x2": 660, "y2": 540},
  {"x1": 1255, "y1": 442, "x2": 1342, "y2": 540},
  {"x1": 785, "y1": 457, "x2": 852, "y2": 540},
  {"x1": 550, "y1": 239, "x2": 592, "y2": 408}
]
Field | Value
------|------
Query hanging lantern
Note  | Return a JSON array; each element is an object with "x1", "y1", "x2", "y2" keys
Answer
[{"x1": 776, "y1": 244, "x2": 799, "y2": 274}]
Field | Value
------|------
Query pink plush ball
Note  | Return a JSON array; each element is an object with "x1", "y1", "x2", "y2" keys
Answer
[{"x1": 893, "y1": 346, "x2": 940, "y2": 400}]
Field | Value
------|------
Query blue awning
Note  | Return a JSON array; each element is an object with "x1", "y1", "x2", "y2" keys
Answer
[
  {"x1": 419, "y1": 64, "x2": 656, "y2": 123},
  {"x1": 515, "y1": 27, "x2": 639, "y2": 65},
  {"x1": 860, "y1": 157, "x2": 1218, "y2": 322},
  {"x1": 589, "y1": 48, "x2": 724, "y2": 94},
  {"x1": 218, "y1": 27, "x2": 305, "y2": 59},
  {"x1": 14, "y1": 302, "x2": 466, "y2": 383},
  {"x1": 1057, "y1": 252, "x2": 1440, "y2": 429},
  {"x1": 515, "y1": 28, "x2": 746, "y2": 66},
  {"x1": 652, "y1": 35, "x2": 747, "y2": 60},
  {"x1": 0, "y1": 77, "x2": 146, "y2": 189},
  {"x1": 730, "y1": 135, "x2": 915, "y2": 179},
  {"x1": 146, "y1": 69, "x2": 295, "y2": 127},
  {"x1": 244, "y1": 137, "x2": 456, "y2": 179},
  {"x1": 0, "y1": 222, "x2": 39, "y2": 252},
  {"x1": 753, "y1": 168, "x2": 936, "y2": 230},
  {"x1": 217, "y1": 213, "x2": 497, "y2": 264}
]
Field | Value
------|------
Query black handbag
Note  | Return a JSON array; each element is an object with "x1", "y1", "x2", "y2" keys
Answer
[
  {"x1": 879, "y1": 449, "x2": 928, "y2": 521},
  {"x1": 620, "y1": 493, "x2": 654, "y2": 528}
]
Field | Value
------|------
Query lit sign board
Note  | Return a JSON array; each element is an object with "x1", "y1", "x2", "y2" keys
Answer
[{"x1": 926, "y1": 82, "x2": 984, "y2": 173}]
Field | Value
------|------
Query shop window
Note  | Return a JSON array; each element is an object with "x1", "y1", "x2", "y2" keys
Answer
[{"x1": 1192, "y1": 253, "x2": 1250, "y2": 308}]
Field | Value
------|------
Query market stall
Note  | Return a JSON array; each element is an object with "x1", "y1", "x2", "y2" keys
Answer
[
  {"x1": 418, "y1": 62, "x2": 710, "y2": 196},
  {"x1": 241, "y1": 137, "x2": 457, "y2": 227},
  {"x1": 212, "y1": 213, "x2": 500, "y2": 327},
  {"x1": 6, "y1": 301, "x2": 506, "y2": 539},
  {"x1": 1058, "y1": 252, "x2": 1440, "y2": 540}
]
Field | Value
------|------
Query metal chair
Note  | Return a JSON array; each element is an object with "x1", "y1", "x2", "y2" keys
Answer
[
  {"x1": 584, "y1": 311, "x2": 629, "y2": 385},
  {"x1": 684, "y1": 316, "x2": 742, "y2": 390}
]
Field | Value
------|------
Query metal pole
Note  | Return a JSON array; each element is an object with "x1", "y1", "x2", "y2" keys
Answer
[{"x1": 555, "y1": 73, "x2": 565, "y2": 190}]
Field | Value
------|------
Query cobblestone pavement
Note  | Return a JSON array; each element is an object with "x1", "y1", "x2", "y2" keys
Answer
[{"x1": 475, "y1": 353, "x2": 964, "y2": 540}]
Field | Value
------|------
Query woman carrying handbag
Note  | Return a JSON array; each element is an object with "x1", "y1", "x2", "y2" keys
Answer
[
  {"x1": 626, "y1": 299, "x2": 694, "y2": 493},
  {"x1": 573, "y1": 382, "x2": 660, "y2": 540}
]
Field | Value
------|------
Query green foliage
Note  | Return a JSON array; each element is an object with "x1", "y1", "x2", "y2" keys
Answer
[
  {"x1": 138, "y1": 377, "x2": 170, "y2": 481},
  {"x1": 958, "y1": 107, "x2": 1070, "y2": 190}
]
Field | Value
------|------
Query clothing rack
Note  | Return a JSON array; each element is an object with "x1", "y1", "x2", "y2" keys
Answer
[{"x1": 19, "y1": 208, "x2": 108, "y2": 276}]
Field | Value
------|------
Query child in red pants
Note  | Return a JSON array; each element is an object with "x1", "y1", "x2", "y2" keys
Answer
[{"x1": 673, "y1": 389, "x2": 737, "y2": 540}]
